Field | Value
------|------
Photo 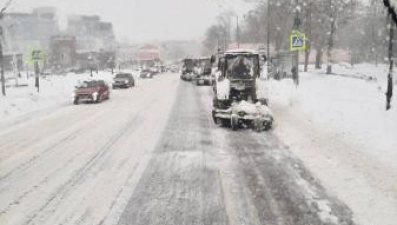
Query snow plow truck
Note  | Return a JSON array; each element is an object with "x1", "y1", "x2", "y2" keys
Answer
[{"x1": 212, "y1": 49, "x2": 273, "y2": 132}]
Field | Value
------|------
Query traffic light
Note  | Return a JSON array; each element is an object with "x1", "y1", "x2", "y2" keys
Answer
[{"x1": 384, "y1": 0, "x2": 397, "y2": 24}]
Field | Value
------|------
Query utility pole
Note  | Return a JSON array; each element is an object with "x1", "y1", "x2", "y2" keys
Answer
[
  {"x1": 32, "y1": 50, "x2": 41, "y2": 93},
  {"x1": 236, "y1": 15, "x2": 240, "y2": 49},
  {"x1": 386, "y1": 14, "x2": 394, "y2": 110},
  {"x1": 293, "y1": 0, "x2": 301, "y2": 86},
  {"x1": 0, "y1": 0, "x2": 13, "y2": 96},
  {"x1": 88, "y1": 55, "x2": 93, "y2": 77},
  {"x1": 266, "y1": 0, "x2": 271, "y2": 63},
  {"x1": 383, "y1": 0, "x2": 397, "y2": 110}
]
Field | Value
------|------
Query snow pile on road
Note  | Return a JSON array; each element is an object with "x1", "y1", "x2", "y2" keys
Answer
[
  {"x1": 233, "y1": 100, "x2": 272, "y2": 117},
  {"x1": 268, "y1": 64, "x2": 397, "y2": 225},
  {"x1": 0, "y1": 72, "x2": 114, "y2": 122}
]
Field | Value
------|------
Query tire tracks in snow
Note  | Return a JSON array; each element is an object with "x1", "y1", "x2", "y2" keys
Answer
[
  {"x1": 0, "y1": 108, "x2": 143, "y2": 221},
  {"x1": 0, "y1": 105, "x2": 111, "y2": 174},
  {"x1": 17, "y1": 103, "x2": 152, "y2": 225},
  {"x1": 116, "y1": 82, "x2": 228, "y2": 225},
  {"x1": 0, "y1": 74, "x2": 178, "y2": 225},
  {"x1": 223, "y1": 130, "x2": 355, "y2": 225}
]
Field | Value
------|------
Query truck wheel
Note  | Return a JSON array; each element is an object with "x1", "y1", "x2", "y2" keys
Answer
[
  {"x1": 253, "y1": 119, "x2": 262, "y2": 132},
  {"x1": 263, "y1": 121, "x2": 273, "y2": 131},
  {"x1": 231, "y1": 116, "x2": 239, "y2": 131}
]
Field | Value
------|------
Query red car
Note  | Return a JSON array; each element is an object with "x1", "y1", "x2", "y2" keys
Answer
[{"x1": 73, "y1": 79, "x2": 110, "y2": 104}]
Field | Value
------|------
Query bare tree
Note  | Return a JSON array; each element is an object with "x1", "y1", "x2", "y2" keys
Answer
[{"x1": 321, "y1": 0, "x2": 355, "y2": 74}]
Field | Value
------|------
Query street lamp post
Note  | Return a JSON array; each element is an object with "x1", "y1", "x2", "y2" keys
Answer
[
  {"x1": 88, "y1": 55, "x2": 93, "y2": 77},
  {"x1": 236, "y1": 15, "x2": 240, "y2": 49},
  {"x1": 108, "y1": 56, "x2": 114, "y2": 74},
  {"x1": 267, "y1": 0, "x2": 271, "y2": 64},
  {"x1": 32, "y1": 50, "x2": 41, "y2": 93},
  {"x1": 219, "y1": 19, "x2": 228, "y2": 52},
  {"x1": 293, "y1": 0, "x2": 301, "y2": 86},
  {"x1": 386, "y1": 14, "x2": 394, "y2": 110}
]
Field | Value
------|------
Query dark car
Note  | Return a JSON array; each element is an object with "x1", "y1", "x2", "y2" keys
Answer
[
  {"x1": 180, "y1": 58, "x2": 195, "y2": 81},
  {"x1": 193, "y1": 58, "x2": 213, "y2": 86},
  {"x1": 73, "y1": 79, "x2": 110, "y2": 104},
  {"x1": 139, "y1": 69, "x2": 154, "y2": 79},
  {"x1": 112, "y1": 73, "x2": 135, "y2": 89}
]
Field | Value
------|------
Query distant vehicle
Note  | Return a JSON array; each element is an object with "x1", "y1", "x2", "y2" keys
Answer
[
  {"x1": 112, "y1": 73, "x2": 135, "y2": 89},
  {"x1": 73, "y1": 79, "x2": 110, "y2": 104},
  {"x1": 149, "y1": 67, "x2": 159, "y2": 75},
  {"x1": 40, "y1": 70, "x2": 52, "y2": 76},
  {"x1": 212, "y1": 49, "x2": 273, "y2": 131},
  {"x1": 139, "y1": 69, "x2": 154, "y2": 79},
  {"x1": 193, "y1": 57, "x2": 214, "y2": 86},
  {"x1": 54, "y1": 69, "x2": 68, "y2": 76},
  {"x1": 180, "y1": 58, "x2": 195, "y2": 81},
  {"x1": 154, "y1": 65, "x2": 166, "y2": 73},
  {"x1": 70, "y1": 68, "x2": 86, "y2": 74},
  {"x1": 166, "y1": 65, "x2": 179, "y2": 73}
]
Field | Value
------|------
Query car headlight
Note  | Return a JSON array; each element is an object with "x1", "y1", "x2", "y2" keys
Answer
[
  {"x1": 92, "y1": 92, "x2": 98, "y2": 99},
  {"x1": 125, "y1": 80, "x2": 128, "y2": 84}
]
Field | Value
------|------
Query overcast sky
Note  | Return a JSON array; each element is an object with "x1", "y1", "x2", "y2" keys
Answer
[{"x1": 2, "y1": 0, "x2": 254, "y2": 43}]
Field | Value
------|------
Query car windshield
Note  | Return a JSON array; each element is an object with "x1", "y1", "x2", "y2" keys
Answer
[
  {"x1": 76, "y1": 80, "x2": 99, "y2": 88},
  {"x1": 226, "y1": 55, "x2": 258, "y2": 79},
  {"x1": 198, "y1": 59, "x2": 211, "y2": 69},
  {"x1": 184, "y1": 59, "x2": 194, "y2": 69},
  {"x1": 115, "y1": 74, "x2": 129, "y2": 78}
]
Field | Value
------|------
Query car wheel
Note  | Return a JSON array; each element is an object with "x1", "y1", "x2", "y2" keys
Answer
[
  {"x1": 96, "y1": 95, "x2": 101, "y2": 103},
  {"x1": 231, "y1": 116, "x2": 239, "y2": 131},
  {"x1": 73, "y1": 97, "x2": 79, "y2": 105},
  {"x1": 212, "y1": 110, "x2": 217, "y2": 124}
]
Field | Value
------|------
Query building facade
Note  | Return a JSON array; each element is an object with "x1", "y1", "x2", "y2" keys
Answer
[
  {"x1": 49, "y1": 35, "x2": 76, "y2": 69},
  {"x1": 1, "y1": 7, "x2": 60, "y2": 70},
  {"x1": 67, "y1": 15, "x2": 116, "y2": 53}
]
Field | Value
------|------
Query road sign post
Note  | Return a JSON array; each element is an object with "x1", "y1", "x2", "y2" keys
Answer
[
  {"x1": 32, "y1": 50, "x2": 42, "y2": 93},
  {"x1": 289, "y1": 30, "x2": 306, "y2": 86}
]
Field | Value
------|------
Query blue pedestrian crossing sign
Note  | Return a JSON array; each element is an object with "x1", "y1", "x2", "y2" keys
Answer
[{"x1": 290, "y1": 30, "x2": 306, "y2": 51}]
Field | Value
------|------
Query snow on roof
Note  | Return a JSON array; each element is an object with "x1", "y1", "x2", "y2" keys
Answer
[{"x1": 225, "y1": 49, "x2": 259, "y2": 55}]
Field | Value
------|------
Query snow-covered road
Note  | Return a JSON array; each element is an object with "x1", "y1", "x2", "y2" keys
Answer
[
  {"x1": 0, "y1": 74, "x2": 179, "y2": 225},
  {"x1": 0, "y1": 73, "x2": 355, "y2": 225}
]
